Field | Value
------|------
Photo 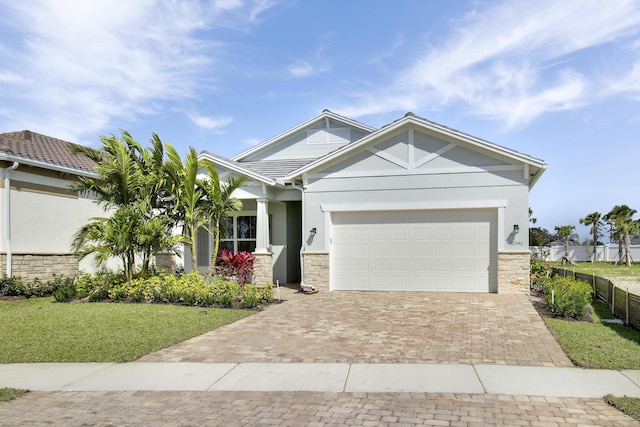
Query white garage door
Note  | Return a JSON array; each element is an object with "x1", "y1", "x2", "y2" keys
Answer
[{"x1": 330, "y1": 210, "x2": 495, "y2": 292}]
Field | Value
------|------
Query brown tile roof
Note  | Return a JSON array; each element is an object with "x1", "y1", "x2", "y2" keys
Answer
[{"x1": 0, "y1": 130, "x2": 96, "y2": 173}]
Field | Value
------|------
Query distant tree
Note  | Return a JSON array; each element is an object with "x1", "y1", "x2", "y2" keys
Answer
[
  {"x1": 579, "y1": 211, "x2": 603, "y2": 263},
  {"x1": 529, "y1": 208, "x2": 537, "y2": 225},
  {"x1": 554, "y1": 225, "x2": 577, "y2": 265},
  {"x1": 529, "y1": 227, "x2": 554, "y2": 247},
  {"x1": 604, "y1": 205, "x2": 640, "y2": 266}
]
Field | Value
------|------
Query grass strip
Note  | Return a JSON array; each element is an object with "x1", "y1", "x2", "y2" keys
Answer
[
  {"x1": 0, "y1": 297, "x2": 253, "y2": 363},
  {"x1": 544, "y1": 300, "x2": 640, "y2": 369},
  {"x1": 605, "y1": 395, "x2": 640, "y2": 421},
  {"x1": 550, "y1": 261, "x2": 640, "y2": 278},
  {"x1": 0, "y1": 388, "x2": 27, "y2": 402}
]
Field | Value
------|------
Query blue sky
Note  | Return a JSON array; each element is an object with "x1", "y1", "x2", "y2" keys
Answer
[{"x1": 1, "y1": 0, "x2": 640, "y2": 240}]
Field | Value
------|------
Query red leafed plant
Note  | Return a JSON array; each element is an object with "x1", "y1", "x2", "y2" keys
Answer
[{"x1": 215, "y1": 249, "x2": 255, "y2": 285}]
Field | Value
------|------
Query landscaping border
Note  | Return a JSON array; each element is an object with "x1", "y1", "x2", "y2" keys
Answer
[{"x1": 553, "y1": 267, "x2": 640, "y2": 330}]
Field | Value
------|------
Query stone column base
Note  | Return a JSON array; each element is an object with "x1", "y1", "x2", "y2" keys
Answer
[
  {"x1": 303, "y1": 251, "x2": 330, "y2": 292},
  {"x1": 252, "y1": 252, "x2": 273, "y2": 285},
  {"x1": 498, "y1": 251, "x2": 530, "y2": 294},
  {"x1": 154, "y1": 252, "x2": 176, "y2": 273}
]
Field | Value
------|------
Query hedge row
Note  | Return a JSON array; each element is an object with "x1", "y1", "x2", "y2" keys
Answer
[{"x1": 54, "y1": 272, "x2": 273, "y2": 308}]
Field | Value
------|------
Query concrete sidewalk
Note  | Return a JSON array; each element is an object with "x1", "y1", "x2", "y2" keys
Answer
[{"x1": 2, "y1": 362, "x2": 640, "y2": 398}]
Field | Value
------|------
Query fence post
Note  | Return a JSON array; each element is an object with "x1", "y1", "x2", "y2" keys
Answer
[
  {"x1": 612, "y1": 282, "x2": 616, "y2": 315},
  {"x1": 627, "y1": 288, "x2": 630, "y2": 326}
]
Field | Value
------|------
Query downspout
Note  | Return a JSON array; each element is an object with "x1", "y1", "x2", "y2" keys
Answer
[
  {"x1": 289, "y1": 182, "x2": 316, "y2": 292},
  {"x1": 4, "y1": 161, "x2": 19, "y2": 276}
]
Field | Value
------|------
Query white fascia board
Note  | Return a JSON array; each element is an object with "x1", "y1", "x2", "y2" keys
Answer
[
  {"x1": 320, "y1": 199, "x2": 509, "y2": 212},
  {"x1": 287, "y1": 115, "x2": 547, "y2": 179},
  {"x1": 198, "y1": 152, "x2": 276, "y2": 186},
  {"x1": 231, "y1": 110, "x2": 376, "y2": 162},
  {"x1": 0, "y1": 152, "x2": 98, "y2": 178}
]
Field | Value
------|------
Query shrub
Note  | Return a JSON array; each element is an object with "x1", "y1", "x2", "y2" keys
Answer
[
  {"x1": 75, "y1": 271, "x2": 123, "y2": 301},
  {"x1": 216, "y1": 279, "x2": 240, "y2": 307},
  {"x1": 260, "y1": 283, "x2": 274, "y2": 303},
  {"x1": 53, "y1": 283, "x2": 76, "y2": 302},
  {"x1": 216, "y1": 250, "x2": 255, "y2": 285},
  {"x1": 0, "y1": 275, "x2": 24, "y2": 296},
  {"x1": 530, "y1": 259, "x2": 552, "y2": 292},
  {"x1": 543, "y1": 276, "x2": 592, "y2": 318},
  {"x1": 241, "y1": 285, "x2": 259, "y2": 308}
]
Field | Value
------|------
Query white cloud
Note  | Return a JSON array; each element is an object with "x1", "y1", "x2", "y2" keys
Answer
[
  {"x1": 0, "y1": 0, "x2": 279, "y2": 142},
  {"x1": 288, "y1": 60, "x2": 315, "y2": 78},
  {"x1": 189, "y1": 114, "x2": 233, "y2": 130},
  {"x1": 340, "y1": 0, "x2": 640, "y2": 128}
]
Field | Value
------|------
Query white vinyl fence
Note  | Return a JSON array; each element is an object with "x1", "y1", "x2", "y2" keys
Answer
[{"x1": 530, "y1": 244, "x2": 640, "y2": 262}]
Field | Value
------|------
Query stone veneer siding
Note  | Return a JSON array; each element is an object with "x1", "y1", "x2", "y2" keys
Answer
[
  {"x1": 303, "y1": 251, "x2": 330, "y2": 292},
  {"x1": 252, "y1": 252, "x2": 273, "y2": 285},
  {"x1": 0, "y1": 253, "x2": 79, "y2": 282},
  {"x1": 497, "y1": 251, "x2": 530, "y2": 294}
]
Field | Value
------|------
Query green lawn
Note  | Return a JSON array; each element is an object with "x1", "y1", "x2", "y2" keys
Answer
[
  {"x1": 550, "y1": 261, "x2": 640, "y2": 279},
  {"x1": 542, "y1": 296, "x2": 640, "y2": 421},
  {"x1": 544, "y1": 299, "x2": 640, "y2": 369},
  {"x1": 606, "y1": 395, "x2": 640, "y2": 421},
  {"x1": 0, "y1": 297, "x2": 253, "y2": 363}
]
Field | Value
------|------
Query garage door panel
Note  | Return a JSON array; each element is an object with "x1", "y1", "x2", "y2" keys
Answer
[
  {"x1": 392, "y1": 259, "x2": 410, "y2": 272},
  {"x1": 457, "y1": 244, "x2": 475, "y2": 256},
  {"x1": 330, "y1": 210, "x2": 494, "y2": 292},
  {"x1": 415, "y1": 244, "x2": 432, "y2": 257}
]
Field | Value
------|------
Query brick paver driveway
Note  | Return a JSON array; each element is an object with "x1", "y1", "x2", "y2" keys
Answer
[
  {"x1": 2, "y1": 391, "x2": 638, "y2": 427},
  {"x1": 140, "y1": 287, "x2": 572, "y2": 367}
]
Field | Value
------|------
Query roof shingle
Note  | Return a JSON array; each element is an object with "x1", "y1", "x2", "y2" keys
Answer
[{"x1": 0, "y1": 130, "x2": 95, "y2": 173}]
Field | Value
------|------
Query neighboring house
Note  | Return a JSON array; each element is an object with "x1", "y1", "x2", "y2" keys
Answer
[
  {"x1": 194, "y1": 110, "x2": 546, "y2": 294},
  {"x1": 0, "y1": 130, "x2": 102, "y2": 281}
]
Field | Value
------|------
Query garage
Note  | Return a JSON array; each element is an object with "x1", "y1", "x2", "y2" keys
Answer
[{"x1": 330, "y1": 209, "x2": 496, "y2": 292}]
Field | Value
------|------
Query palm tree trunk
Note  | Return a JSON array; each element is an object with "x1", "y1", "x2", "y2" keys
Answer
[
  {"x1": 190, "y1": 226, "x2": 198, "y2": 273},
  {"x1": 209, "y1": 219, "x2": 221, "y2": 276},
  {"x1": 625, "y1": 233, "x2": 632, "y2": 267}
]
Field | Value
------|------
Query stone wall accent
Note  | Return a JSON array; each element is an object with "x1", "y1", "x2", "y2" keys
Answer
[
  {"x1": 498, "y1": 251, "x2": 530, "y2": 294},
  {"x1": 252, "y1": 251, "x2": 273, "y2": 285},
  {"x1": 154, "y1": 252, "x2": 176, "y2": 273},
  {"x1": 303, "y1": 251, "x2": 330, "y2": 292},
  {"x1": 0, "y1": 253, "x2": 79, "y2": 282}
]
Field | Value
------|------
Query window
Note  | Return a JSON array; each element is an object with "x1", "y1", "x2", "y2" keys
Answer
[{"x1": 219, "y1": 215, "x2": 257, "y2": 253}]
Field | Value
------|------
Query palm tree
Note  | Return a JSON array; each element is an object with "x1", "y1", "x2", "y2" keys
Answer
[
  {"x1": 70, "y1": 132, "x2": 143, "y2": 209},
  {"x1": 165, "y1": 145, "x2": 208, "y2": 273},
  {"x1": 198, "y1": 164, "x2": 247, "y2": 275},
  {"x1": 70, "y1": 132, "x2": 180, "y2": 279},
  {"x1": 554, "y1": 225, "x2": 577, "y2": 265},
  {"x1": 604, "y1": 205, "x2": 639, "y2": 266},
  {"x1": 579, "y1": 211, "x2": 603, "y2": 263}
]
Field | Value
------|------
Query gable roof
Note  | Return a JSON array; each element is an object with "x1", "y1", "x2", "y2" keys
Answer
[
  {"x1": 231, "y1": 109, "x2": 376, "y2": 162},
  {"x1": 199, "y1": 151, "x2": 277, "y2": 185},
  {"x1": 286, "y1": 112, "x2": 547, "y2": 188},
  {"x1": 0, "y1": 130, "x2": 97, "y2": 176}
]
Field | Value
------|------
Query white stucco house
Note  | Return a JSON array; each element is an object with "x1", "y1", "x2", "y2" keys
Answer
[
  {"x1": 0, "y1": 130, "x2": 103, "y2": 281},
  {"x1": 194, "y1": 110, "x2": 546, "y2": 294}
]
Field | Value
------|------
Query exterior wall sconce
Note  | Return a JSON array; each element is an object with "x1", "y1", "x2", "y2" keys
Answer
[
  {"x1": 310, "y1": 227, "x2": 317, "y2": 235},
  {"x1": 513, "y1": 224, "x2": 520, "y2": 234}
]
